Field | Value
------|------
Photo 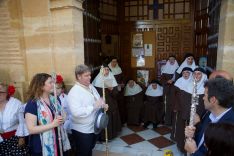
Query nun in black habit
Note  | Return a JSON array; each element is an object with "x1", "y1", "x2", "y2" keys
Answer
[
  {"x1": 175, "y1": 53, "x2": 197, "y2": 81},
  {"x1": 170, "y1": 67, "x2": 193, "y2": 141},
  {"x1": 124, "y1": 79, "x2": 144, "y2": 125},
  {"x1": 160, "y1": 55, "x2": 179, "y2": 125},
  {"x1": 92, "y1": 64, "x2": 122, "y2": 140},
  {"x1": 174, "y1": 67, "x2": 207, "y2": 153},
  {"x1": 143, "y1": 80, "x2": 164, "y2": 129},
  {"x1": 108, "y1": 56, "x2": 126, "y2": 124}
]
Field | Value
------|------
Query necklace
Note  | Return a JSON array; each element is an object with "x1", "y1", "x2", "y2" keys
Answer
[
  {"x1": 76, "y1": 82, "x2": 98, "y2": 101},
  {"x1": 41, "y1": 97, "x2": 56, "y2": 115}
]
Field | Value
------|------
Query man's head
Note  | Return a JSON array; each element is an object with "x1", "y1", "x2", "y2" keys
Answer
[
  {"x1": 204, "y1": 122, "x2": 234, "y2": 156},
  {"x1": 209, "y1": 70, "x2": 233, "y2": 82},
  {"x1": 203, "y1": 78, "x2": 234, "y2": 110},
  {"x1": 75, "y1": 64, "x2": 91, "y2": 86}
]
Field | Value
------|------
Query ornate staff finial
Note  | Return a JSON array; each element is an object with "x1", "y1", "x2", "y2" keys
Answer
[{"x1": 51, "y1": 72, "x2": 63, "y2": 156}]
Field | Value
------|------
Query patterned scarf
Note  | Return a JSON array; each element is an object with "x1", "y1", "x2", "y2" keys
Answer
[{"x1": 36, "y1": 95, "x2": 70, "y2": 156}]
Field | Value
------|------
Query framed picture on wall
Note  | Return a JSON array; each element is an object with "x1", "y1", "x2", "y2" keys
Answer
[
  {"x1": 132, "y1": 48, "x2": 144, "y2": 57},
  {"x1": 132, "y1": 33, "x2": 143, "y2": 47},
  {"x1": 137, "y1": 70, "x2": 149, "y2": 87},
  {"x1": 144, "y1": 44, "x2": 152, "y2": 56},
  {"x1": 136, "y1": 55, "x2": 145, "y2": 67}
]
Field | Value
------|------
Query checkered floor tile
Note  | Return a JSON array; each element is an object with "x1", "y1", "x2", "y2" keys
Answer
[
  {"x1": 94, "y1": 124, "x2": 183, "y2": 156},
  {"x1": 120, "y1": 133, "x2": 145, "y2": 145},
  {"x1": 148, "y1": 136, "x2": 174, "y2": 149}
]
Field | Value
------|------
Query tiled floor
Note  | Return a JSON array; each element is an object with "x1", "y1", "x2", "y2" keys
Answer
[{"x1": 93, "y1": 124, "x2": 183, "y2": 156}]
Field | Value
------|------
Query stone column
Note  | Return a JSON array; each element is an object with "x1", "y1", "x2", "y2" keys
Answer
[
  {"x1": 217, "y1": 0, "x2": 234, "y2": 76},
  {"x1": 21, "y1": 0, "x2": 84, "y2": 87},
  {"x1": 50, "y1": 0, "x2": 84, "y2": 85},
  {"x1": 0, "y1": 0, "x2": 26, "y2": 101}
]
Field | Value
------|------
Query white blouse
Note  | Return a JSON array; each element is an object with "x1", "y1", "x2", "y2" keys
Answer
[
  {"x1": 59, "y1": 93, "x2": 70, "y2": 118},
  {"x1": 0, "y1": 97, "x2": 28, "y2": 140},
  {"x1": 67, "y1": 82, "x2": 100, "y2": 134}
]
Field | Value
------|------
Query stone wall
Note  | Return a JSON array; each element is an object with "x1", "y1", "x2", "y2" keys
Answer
[
  {"x1": 217, "y1": 0, "x2": 234, "y2": 76},
  {"x1": 0, "y1": 0, "x2": 84, "y2": 101},
  {"x1": 0, "y1": 0, "x2": 26, "y2": 100}
]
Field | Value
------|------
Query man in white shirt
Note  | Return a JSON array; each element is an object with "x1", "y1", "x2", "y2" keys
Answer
[{"x1": 67, "y1": 64, "x2": 108, "y2": 156}]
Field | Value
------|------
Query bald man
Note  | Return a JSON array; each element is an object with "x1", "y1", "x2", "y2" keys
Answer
[{"x1": 209, "y1": 70, "x2": 233, "y2": 81}]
